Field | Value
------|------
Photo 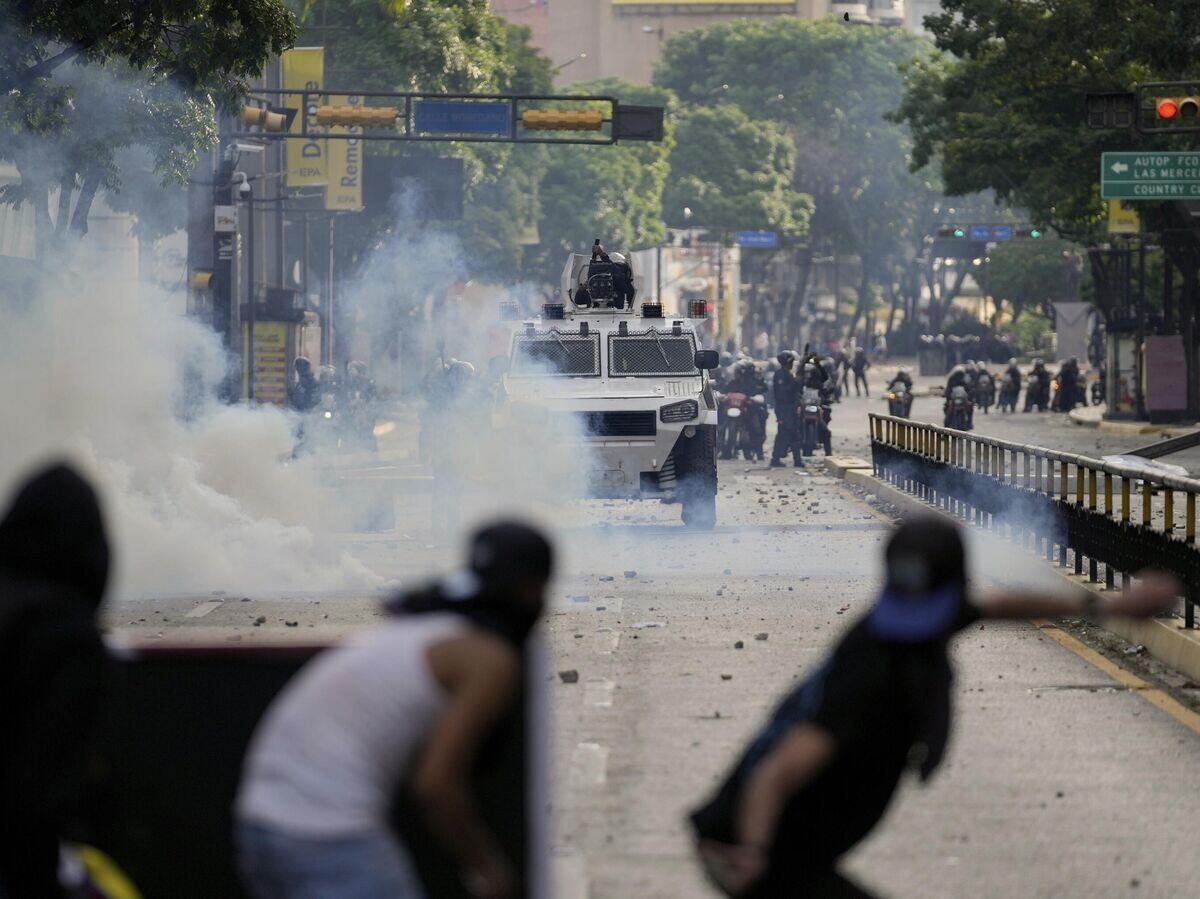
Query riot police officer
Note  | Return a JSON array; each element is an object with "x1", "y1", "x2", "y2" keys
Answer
[{"x1": 770, "y1": 352, "x2": 800, "y2": 468}]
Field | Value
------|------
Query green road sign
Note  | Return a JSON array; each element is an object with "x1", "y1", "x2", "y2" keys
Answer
[{"x1": 1101, "y1": 152, "x2": 1200, "y2": 199}]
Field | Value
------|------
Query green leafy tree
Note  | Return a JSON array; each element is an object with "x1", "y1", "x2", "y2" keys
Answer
[
  {"x1": 976, "y1": 237, "x2": 1080, "y2": 330},
  {"x1": 531, "y1": 79, "x2": 674, "y2": 284},
  {"x1": 0, "y1": 0, "x2": 296, "y2": 242},
  {"x1": 654, "y1": 19, "x2": 953, "y2": 342},
  {"x1": 893, "y1": 0, "x2": 1200, "y2": 308},
  {"x1": 663, "y1": 104, "x2": 809, "y2": 234}
]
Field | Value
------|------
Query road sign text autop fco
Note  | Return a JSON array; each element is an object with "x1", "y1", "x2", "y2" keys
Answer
[{"x1": 1101, "y1": 152, "x2": 1200, "y2": 199}]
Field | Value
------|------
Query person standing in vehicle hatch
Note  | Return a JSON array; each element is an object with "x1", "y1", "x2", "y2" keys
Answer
[
  {"x1": 235, "y1": 521, "x2": 554, "y2": 899},
  {"x1": 689, "y1": 516, "x2": 1179, "y2": 898}
]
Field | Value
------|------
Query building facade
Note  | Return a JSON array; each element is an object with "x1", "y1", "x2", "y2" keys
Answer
[{"x1": 493, "y1": 0, "x2": 914, "y2": 86}]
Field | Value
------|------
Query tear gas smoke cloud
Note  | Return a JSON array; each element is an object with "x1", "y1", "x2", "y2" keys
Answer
[{"x1": 0, "y1": 245, "x2": 379, "y2": 599}]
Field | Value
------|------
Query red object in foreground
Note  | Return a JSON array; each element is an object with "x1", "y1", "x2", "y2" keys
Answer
[{"x1": 1157, "y1": 98, "x2": 1180, "y2": 120}]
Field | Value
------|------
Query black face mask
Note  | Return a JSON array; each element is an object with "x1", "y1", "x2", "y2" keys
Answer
[{"x1": 386, "y1": 571, "x2": 542, "y2": 647}]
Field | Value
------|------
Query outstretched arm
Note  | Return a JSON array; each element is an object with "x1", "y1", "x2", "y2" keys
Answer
[{"x1": 975, "y1": 571, "x2": 1180, "y2": 621}]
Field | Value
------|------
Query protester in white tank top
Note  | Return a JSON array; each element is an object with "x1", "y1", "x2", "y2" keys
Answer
[{"x1": 234, "y1": 522, "x2": 554, "y2": 899}]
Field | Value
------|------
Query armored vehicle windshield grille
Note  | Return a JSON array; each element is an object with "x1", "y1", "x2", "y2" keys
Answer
[
  {"x1": 608, "y1": 330, "x2": 696, "y2": 377},
  {"x1": 510, "y1": 330, "x2": 600, "y2": 377},
  {"x1": 567, "y1": 410, "x2": 657, "y2": 437}
]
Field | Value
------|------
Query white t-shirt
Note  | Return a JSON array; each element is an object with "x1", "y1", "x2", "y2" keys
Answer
[{"x1": 236, "y1": 613, "x2": 468, "y2": 836}]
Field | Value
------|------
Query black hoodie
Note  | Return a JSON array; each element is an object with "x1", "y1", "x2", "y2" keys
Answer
[{"x1": 0, "y1": 462, "x2": 111, "y2": 899}]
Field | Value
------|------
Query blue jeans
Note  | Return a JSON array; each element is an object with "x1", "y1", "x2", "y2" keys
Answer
[{"x1": 236, "y1": 821, "x2": 425, "y2": 899}]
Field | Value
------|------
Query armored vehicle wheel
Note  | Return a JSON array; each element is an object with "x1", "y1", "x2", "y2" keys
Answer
[{"x1": 677, "y1": 426, "x2": 717, "y2": 530}]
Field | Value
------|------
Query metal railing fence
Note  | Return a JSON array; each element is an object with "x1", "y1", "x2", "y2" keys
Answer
[{"x1": 869, "y1": 413, "x2": 1200, "y2": 627}]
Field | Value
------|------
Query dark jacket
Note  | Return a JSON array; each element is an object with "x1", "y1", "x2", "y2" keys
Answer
[
  {"x1": 772, "y1": 369, "x2": 797, "y2": 416},
  {"x1": 0, "y1": 464, "x2": 110, "y2": 899}
]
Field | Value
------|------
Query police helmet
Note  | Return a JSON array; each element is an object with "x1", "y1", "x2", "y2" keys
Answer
[{"x1": 1008, "y1": 357, "x2": 1017, "y2": 366}]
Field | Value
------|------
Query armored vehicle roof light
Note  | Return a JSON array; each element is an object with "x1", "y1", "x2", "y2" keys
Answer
[
  {"x1": 672, "y1": 321, "x2": 683, "y2": 336},
  {"x1": 618, "y1": 321, "x2": 629, "y2": 335},
  {"x1": 525, "y1": 323, "x2": 536, "y2": 337},
  {"x1": 580, "y1": 321, "x2": 589, "y2": 335},
  {"x1": 641, "y1": 302, "x2": 663, "y2": 318},
  {"x1": 688, "y1": 300, "x2": 708, "y2": 319},
  {"x1": 543, "y1": 303, "x2": 565, "y2": 320}
]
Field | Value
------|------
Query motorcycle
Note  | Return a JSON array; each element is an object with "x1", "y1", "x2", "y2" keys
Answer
[
  {"x1": 974, "y1": 371, "x2": 995, "y2": 415},
  {"x1": 945, "y1": 384, "x2": 973, "y2": 431},
  {"x1": 998, "y1": 372, "x2": 1020, "y2": 413},
  {"x1": 798, "y1": 386, "x2": 833, "y2": 456},
  {"x1": 719, "y1": 391, "x2": 764, "y2": 460},
  {"x1": 1024, "y1": 373, "x2": 1047, "y2": 412},
  {"x1": 886, "y1": 383, "x2": 912, "y2": 418}
]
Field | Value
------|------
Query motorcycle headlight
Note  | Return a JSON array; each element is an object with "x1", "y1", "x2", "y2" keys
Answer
[{"x1": 660, "y1": 400, "x2": 698, "y2": 423}]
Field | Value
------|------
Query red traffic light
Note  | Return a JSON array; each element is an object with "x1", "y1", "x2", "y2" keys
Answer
[{"x1": 1157, "y1": 98, "x2": 1180, "y2": 120}]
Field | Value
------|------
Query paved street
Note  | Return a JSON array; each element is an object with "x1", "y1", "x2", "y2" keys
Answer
[{"x1": 106, "y1": 371, "x2": 1200, "y2": 898}]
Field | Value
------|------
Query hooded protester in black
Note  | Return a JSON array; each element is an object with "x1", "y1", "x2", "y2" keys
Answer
[
  {"x1": 0, "y1": 462, "x2": 111, "y2": 899},
  {"x1": 691, "y1": 517, "x2": 976, "y2": 898}
]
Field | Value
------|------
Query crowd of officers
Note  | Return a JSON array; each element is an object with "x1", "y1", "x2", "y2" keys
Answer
[
  {"x1": 288, "y1": 356, "x2": 380, "y2": 454},
  {"x1": 714, "y1": 346, "x2": 877, "y2": 466}
]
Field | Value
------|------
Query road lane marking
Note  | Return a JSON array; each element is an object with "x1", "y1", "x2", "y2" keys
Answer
[
  {"x1": 552, "y1": 849, "x2": 589, "y2": 899},
  {"x1": 184, "y1": 601, "x2": 223, "y2": 619},
  {"x1": 584, "y1": 679, "x2": 614, "y2": 707},
  {"x1": 1035, "y1": 620, "x2": 1200, "y2": 737},
  {"x1": 570, "y1": 742, "x2": 608, "y2": 787},
  {"x1": 595, "y1": 631, "x2": 620, "y2": 653}
]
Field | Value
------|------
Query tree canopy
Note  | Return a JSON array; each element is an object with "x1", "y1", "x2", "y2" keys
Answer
[
  {"x1": 0, "y1": 0, "x2": 296, "y2": 240},
  {"x1": 535, "y1": 79, "x2": 675, "y2": 267},
  {"x1": 662, "y1": 104, "x2": 810, "y2": 235},
  {"x1": 894, "y1": 0, "x2": 1200, "y2": 242},
  {"x1": 655, "y1": 18, "x2": 953, "y2": 338}
]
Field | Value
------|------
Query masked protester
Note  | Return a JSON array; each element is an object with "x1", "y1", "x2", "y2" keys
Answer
[
  {"x1": 0, "y1": 463, "x2": 111, "y2": 899},
  {"x1": 236, "y1": 521, "x2": 554, "y2": 899},
  {"x1": 689, "y1": 516, "x2": 1178, "y2": 898}
]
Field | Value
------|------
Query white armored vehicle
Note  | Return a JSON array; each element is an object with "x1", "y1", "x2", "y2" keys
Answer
[{"x1": 499, "y1": 247, "x2": 720, "y2": 528}]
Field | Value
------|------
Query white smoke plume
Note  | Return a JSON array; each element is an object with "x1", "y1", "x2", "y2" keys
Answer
[{"x1": 0, "y1": 244, "x2": 380, "y2": 600}]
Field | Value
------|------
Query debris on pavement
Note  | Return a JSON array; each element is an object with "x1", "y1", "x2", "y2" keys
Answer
[{"x1": 559, "y1": 669, "x2": 580, "y2": 684}]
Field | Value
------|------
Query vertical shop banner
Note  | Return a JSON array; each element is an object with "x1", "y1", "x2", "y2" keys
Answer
[
  {"x1": 325, "y1": 95, "x2": 363, "y2": 210},
  {"x1": 242, "y1": 321, "x2": 289, "y2": 405},
  {"x1": 282, "y1": 48, "x2": 326, "y2": 187}
]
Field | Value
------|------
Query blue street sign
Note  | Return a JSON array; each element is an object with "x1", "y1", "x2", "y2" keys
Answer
[
  {"x1": 991, "y1": 225, "x2": 1013, "y2": 241},
  {"x1": 735, "y1": 230, "x2": 778, "y2": 249},
  {"x1": 413, "y1": 100, "x2": 510, "y2": 135},
  {"x1": 969, "y1": 225, "x2": 991, "y2": 241}
]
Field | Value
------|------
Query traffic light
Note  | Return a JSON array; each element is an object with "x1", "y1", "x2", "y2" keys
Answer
[
  {"x1": 936, "y1": 226, "x2": 967, "y2": 239},
  {"x1": 1155, "y1": 96, "x2": 1200, "y2": 121},
  {"x1": 314, "y1": 105, "x2": 398, "y2": 127},
  {"x1": 240, "y1": 105, "x2": 297, "y2": 132},
  {"x1": 190, "y1": 270, "x2": 213, "y2": 291},
  {"x1": 521, "y1": 108, "x2": 604, "y2": 131},
  {"x1": 1014, "y1": 226, "x2": 1044, "y2": 239}
]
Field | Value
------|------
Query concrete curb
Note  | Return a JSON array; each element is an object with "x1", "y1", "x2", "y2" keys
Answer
[
  {"x1": 824, "y1": 455, "x2": 873, "y2": 479},
  {"x1": 844, "y1": 468, "x2": 1200, "y2": 685},
  {"x1": 1067, "y1": 406, "x2": 1198, "y2": 437}
]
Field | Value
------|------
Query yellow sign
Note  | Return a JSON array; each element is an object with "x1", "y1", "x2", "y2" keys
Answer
[
  {"x1": 325, "y1": 95, "x2": 363, "y2": 210},
  {"x1": 282, "y1": 48, "x2": 326, "y2": 187},
  {"x1": 242, "y1": 320, "x2": 289, "y2": 405},
  {"x1": 1107, "y1": 199, "x2": 1141, "y2": 234}
]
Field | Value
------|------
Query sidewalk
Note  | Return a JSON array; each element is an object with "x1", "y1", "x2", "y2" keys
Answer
[{"x1": 1068, "y1": 404, "x2": 1198, "y2": 437}]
